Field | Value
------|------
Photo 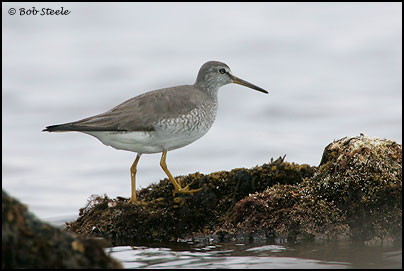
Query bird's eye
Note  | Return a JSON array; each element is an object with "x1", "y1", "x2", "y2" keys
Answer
[{"x1": 219, "y1": 68, "x2": 226, "y2": 74}]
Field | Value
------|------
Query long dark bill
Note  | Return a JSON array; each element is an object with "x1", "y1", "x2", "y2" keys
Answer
[{"x1": 230, "y1": 74, "x2": 268, "y2": 94}]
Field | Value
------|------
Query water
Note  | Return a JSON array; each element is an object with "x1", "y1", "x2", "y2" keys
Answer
[
  {"x1": 2, "y1": 2, "x2": 402, "y2": 268},
  {"x1": 104, "y1": 241, "x2": 402, "y2": 269},
  {"x1": 41, "y1": 217, "x2": 404, "y2": 268}
]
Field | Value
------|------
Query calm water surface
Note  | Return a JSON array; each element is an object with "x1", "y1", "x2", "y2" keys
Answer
[
  {"x1": 104, "y1": 240, "x2": 402, "y2": 269},
  {"x1": 48, "y1": 216, "x2": 402, "y2": 269}
]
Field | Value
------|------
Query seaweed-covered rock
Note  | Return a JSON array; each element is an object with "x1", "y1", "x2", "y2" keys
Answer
[
  {"x1": 2, "y1": 190, "x2": 122, "y2": 269},
  {"x1": 66, "y1": 134, "x2": 402, "y2": 245},
  {"x1": 219, "y1": 134, "x2": 401, "y2": 243},
  {"x1": 218, "y1": 184, "x2": 350, "y2": 242},
  {"x1": 308, "y1": 134, "x2": 402, "y2": 241},
  {"x1": 66, "y1": 157, "x2": 315, "y2": 243}
]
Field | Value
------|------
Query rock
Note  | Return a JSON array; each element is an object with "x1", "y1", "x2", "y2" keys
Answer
[
  {"x1": 66, "y1": 135, "x2": 402, "y2": 245},
  {"x1": 309, "y1": 134, "x2": 402, "y2": 241},
  {"x1": 217, "y1": 183, "x2": 350, "y2": 242},
  {"x1": 218, "y1": 134, "x2": 401, "y2": 243},
  {"x1": 66, "y1": 156, "x2": 315, "y2": 243},
  {"x1": 2, "y1": 190, "x2": 122, "y2": 269}
]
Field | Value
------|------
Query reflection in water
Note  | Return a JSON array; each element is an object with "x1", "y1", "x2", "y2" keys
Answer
[{"x1": 105, "y1": 240, "x2": 402, "y2": 269}]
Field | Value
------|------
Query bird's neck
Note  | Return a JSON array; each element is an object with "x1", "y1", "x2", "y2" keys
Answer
[{"x1": 194, "y1": 82, "x2": 219, "y2": 100}]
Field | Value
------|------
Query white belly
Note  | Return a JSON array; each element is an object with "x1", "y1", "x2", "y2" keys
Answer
[
  {"x1": 84, "y1": 128, "x2": 209, "y2": 154},
  {"x1": 84, "y1": 102, "x2": 217, "y2": 154}
]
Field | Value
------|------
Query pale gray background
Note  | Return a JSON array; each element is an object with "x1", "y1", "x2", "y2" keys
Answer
[{"x1": 2, "y1": 2, "x2": 402, "y2": 219}]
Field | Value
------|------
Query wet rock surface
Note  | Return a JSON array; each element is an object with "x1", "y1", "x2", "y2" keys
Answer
[
  {"x1": 66, "y1": 135, "x2": 401, "y2": 245},
  {"x1": 310, "y1": 135, "x2": 402, "y2": 242},
  {"x1": 217, "y1": 135, "x2": 402, "y2": 244},
  {"x1": 2, "y1": 190, "x2": 122, "y2": 269},
  {"x1": 66, "y1": 156, "x2": 315, "y2": 244},
  {"x1": 216, "y1": 183, "x2": 350, "y2": 243}
]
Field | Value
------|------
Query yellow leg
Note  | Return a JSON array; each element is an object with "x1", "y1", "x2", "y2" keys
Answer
[
  {"x1": 160, "y1": 151, "x2": 202, "y2": 195},
  {"x1": 128, "y1": 154, "x2": 141, "y2": 204}
]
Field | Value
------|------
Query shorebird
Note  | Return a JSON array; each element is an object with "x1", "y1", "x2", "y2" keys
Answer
[{"x1": 43, "y1": 61, "x2": 268, "y2": 203}]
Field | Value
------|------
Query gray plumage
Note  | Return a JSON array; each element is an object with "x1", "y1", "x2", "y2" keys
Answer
[
  {"x1": 42, "y1": 60, "x2": 268, "y2": 203},
  {"x1": 43, "y1": 60, "x2": 267, "y2": 135},
  {"x1": 43, "y1": 85, "x2": 214, "y2": 133}
]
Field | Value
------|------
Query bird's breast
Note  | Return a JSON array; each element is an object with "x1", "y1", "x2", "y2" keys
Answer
[
  {"x1": 84, "y1": 101, "x2": 218, "y2": 154},
  {"x1": 154, "y1": 101, "x2": 218, "y2": 136}
]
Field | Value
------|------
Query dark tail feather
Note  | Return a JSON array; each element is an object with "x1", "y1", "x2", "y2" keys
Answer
[
  {"x1": 42, "y1": 123, "x2": 77, "y2": 132},
  {"x1": 42, "y1": 123, "x2": 129, "y2": 132}
]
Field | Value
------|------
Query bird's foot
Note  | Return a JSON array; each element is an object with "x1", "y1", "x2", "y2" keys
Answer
[
  {"x1": 175, "y1": 178, "x2": 201, "y2": 193},
  {"x1": 173, "y1": 185, "x2": 202, "y2": 196},
  {"x1": 127, "y1": 198, "x2": 140, "y2": 204}
]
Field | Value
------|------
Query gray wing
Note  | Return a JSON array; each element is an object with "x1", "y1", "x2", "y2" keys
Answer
[{"x1": 43, "y1": 85, "x2": 209, "y2": 132}]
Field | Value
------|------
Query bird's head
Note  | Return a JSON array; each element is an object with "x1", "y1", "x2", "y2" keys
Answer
[{"x1": 195, "y1": 61, "x2": 268, "y2": 94}]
